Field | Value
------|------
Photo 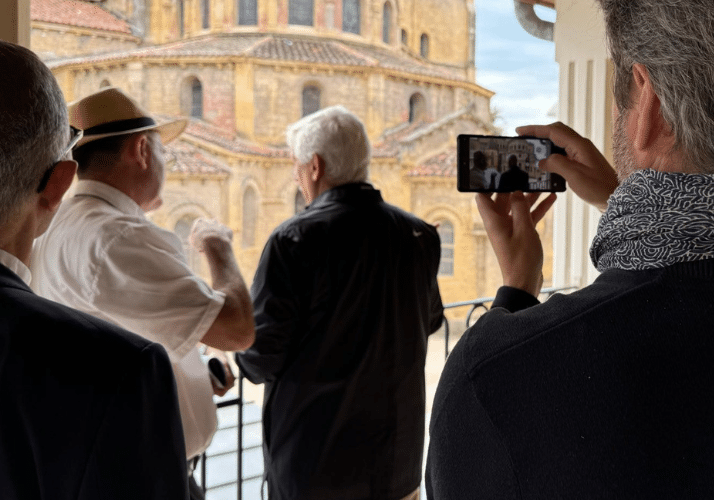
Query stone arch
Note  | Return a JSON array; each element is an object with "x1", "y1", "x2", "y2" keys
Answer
[
  {"x1": 180, "y1": 76, "x2": 203, "y2": 119},
  {"x1": 409, "y1": 92, "x2": 426, "y2": 123},
  {"x1": 420, "y1": 33, "x2": 429, "y2": 58},
  {"x1": 302, "y1": 82, "x2": 322, "y2": 117},
  {"x1": 342, "y1": 0, "x2": 361, "y2": 34},
  {"x1": 237, "y1": 0, "x2": 258, "y2": 25},
  {"x1": 289, "y1": 0, "x2": 314, "y2": 26},
  {"x1": 382, "y1": 1, "x2": 393, "y2": 44},
  {"x1": 423, "y1": 207, "x2": 463, "y2": 278},
  {"x1": 201, "y1": 0, "x2": 210, "y2": 29}
]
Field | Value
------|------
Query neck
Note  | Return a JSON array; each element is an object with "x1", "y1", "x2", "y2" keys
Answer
[
  {"x1": 79, "y1": 169, "x2": 150, "y2": 212},
  {"x1": 0, "y1": 203, "x2": 40, "y2": 267}
]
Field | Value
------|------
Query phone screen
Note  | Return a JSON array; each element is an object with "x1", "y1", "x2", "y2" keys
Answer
[{"x1": 457, "y1": 134, "x2": 566, "y2": 192}]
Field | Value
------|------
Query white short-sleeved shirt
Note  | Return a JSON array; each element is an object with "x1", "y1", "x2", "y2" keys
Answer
[{"x1": 31, "y1": 180, "x2": 223, "y2": 459}]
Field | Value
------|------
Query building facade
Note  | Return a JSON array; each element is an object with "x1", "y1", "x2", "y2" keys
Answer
[{"x1": 29, "y1": 0, "x2": 558, "y2": 312}]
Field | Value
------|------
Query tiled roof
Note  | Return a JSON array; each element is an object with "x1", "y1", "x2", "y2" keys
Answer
[
  {"x1": 409, "y1": 148, "x2": 457, "y2": 178},
  {"x1": 31, "y1": 0, "x2": 132, "y2": 34},
  {"x1": 47, "y1": 33, "x2": 471, "y2": 82},
  {"x1": 166, "y1": 141, "x2": 231, "y2": 176},
  {"x1": 373, "y1": 120, "x2": 431, "y2": 158},
  {"x1": 247, "y1": 36, "x2": 377, "y2": 67},
  {"x1": 183, "y1": 119, "x2": 291, "y2": 159}
]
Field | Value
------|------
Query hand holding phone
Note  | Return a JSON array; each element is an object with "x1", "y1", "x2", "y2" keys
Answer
[
  {"x1": 208, "y1": 357, "x2": 236, "y2": 396},
  {"x1": 457, "y1": 134, "x2": 566, "y2": 193}
]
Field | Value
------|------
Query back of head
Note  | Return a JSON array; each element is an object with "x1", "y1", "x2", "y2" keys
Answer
[
  {"x1": 286, "y1": 105, "x2": 371, "y2": 186},
  {"x1": 599, "y1": 0, "x2": 714, "y2": 172},
  {"x1": 0, "y1": 42, "x2": 67, "y2": 223}
]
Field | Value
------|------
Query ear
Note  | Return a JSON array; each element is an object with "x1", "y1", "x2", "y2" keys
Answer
[
  {"x1": 38, "y1": 160, "x2": 77, "y2": 213},
  {"x1": 310, "y1": 153, "x2": 326, "y2": 182},
  {"x1": 631, "y1": 63, "x2": 672, "y2": 152},
  {"x1": 124, "y1": 133, "x2": 151, "y2": 171}
]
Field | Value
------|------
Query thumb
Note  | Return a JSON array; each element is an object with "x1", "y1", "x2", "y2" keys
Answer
[{"x1": 537, "y1": 153, "x2": 570, "y2": 176}]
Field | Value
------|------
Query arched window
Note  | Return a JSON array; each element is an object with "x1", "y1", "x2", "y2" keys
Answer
[
  {"x1": 342, "y1": 0, "x2": 360, "y2": 34},
  {"x1": 289, "y1": 0, "x2": 314, "y2": 26},
  {"x1": 201, "y1": 0, "x2": 210, "y2": 29},
  {"x1": 295, "y1": 189, "x2": 306, "y2": 213},
  {"x1": 238, "y1": 0, "x2": 257, "y2": 25},
  {"x1": 302, "y1": 85, "x2": 321, "y2": 117},
  {"x1": 420, "y1": 33, "x2": 429, "y2": 58},
  {"x1": 242, "y1": 186, "x2": 258, "y2": 248},
  {"x1": 99, "y1": 79, "x2": 111, "y2": 88},
  {"x1": 409, "y1": 93, "x2": 425, "y2": 123},
  {"x1": 174, "y1": 215, "x2": 203, "y2": 274},
  {"x1": 181, "y1": 77, "x2": 203, "y2": 119},
  {"x1": 382, "y1": 2, "x2": 392, "y2": 44},
  {"x1": 179, "y1": 0, "x2": 185, "y2": 36},
  {"x1": 401, "y1": 29, "x2": 407, "y2": 45},
  {"x1": 436, "y1": 220, "x2": 454, "y2": 276}
]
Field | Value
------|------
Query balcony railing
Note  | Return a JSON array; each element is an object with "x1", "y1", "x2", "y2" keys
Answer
[{"x1": 198, "y1": 285, "x2": 577, "y2": 499}]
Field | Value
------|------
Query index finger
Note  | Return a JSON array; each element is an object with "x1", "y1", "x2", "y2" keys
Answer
[{"x1": 516, "y1": 122, "x2": 581, "y2": 151}]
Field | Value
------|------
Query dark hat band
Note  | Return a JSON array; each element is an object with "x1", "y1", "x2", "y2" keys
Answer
[{"x1": 83, "y1": 117, "x2": 157, "y2": 136}]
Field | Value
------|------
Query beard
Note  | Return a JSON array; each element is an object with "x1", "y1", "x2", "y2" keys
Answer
[{"x1": 612, "y1": 108, "x2": 638, "y2": 182}]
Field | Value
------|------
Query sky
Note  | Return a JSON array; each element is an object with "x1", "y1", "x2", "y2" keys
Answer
[{"x1": 474, "y1": 0, "x2": 559, "y2": 135}]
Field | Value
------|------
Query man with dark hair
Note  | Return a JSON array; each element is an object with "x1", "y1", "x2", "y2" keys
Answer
[
  {"x1": 0, "y1": 41, "x2": 188, "y2": 499},
  {"x1": 31, "y1": 87, "x2": 255, "y2": 499},
  {"x1": 238, "y1": 106, "x2": 444, "y2": 500},
  {"x1": 427, "y1": 0, "x2": 714, "y2": 498}
]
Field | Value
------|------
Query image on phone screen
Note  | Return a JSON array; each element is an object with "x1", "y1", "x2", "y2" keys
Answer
[{"x1": 457, "y1": 134, "x2": 566, "y2": 192}]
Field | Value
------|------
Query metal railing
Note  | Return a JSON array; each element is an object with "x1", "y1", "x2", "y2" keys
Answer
[{"x1": 199, "y1": 285, "x2": 577, "y2": 499}]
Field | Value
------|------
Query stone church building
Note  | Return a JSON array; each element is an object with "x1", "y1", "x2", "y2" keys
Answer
[{"x1": 29, "y1": 0, "x2": 554, "y2": 312}]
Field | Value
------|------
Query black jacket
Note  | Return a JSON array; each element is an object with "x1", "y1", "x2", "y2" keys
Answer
[
  {"x1": 238, "y1": 183, "x2": 444, "y2": 500},
  {"x1": 0, "y1": 264, "x2": 188, "y2": 500},
  {"x1": 427, "y1": 260, "x2": 714, "y2": 499}
]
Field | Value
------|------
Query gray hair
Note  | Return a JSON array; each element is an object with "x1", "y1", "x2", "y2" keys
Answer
[
  {"x1": 0, "y1": 41, "x2": 67, "y2": 223},
  {"x1": 286, "y1": 105, "x2": 371, "y2": 185},
  {"x1": 599, "y1": 0, "x2": 714, "y2": 173}
]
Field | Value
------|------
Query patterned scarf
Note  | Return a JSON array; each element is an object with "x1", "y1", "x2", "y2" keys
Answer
[{"x1": 590, "y1": 169, "x2": 714, "y2": 272}]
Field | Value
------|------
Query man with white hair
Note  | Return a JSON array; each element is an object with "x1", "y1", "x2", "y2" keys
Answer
[
  {"x1": 427, "y1": 0, "x2": 714, "y2": 498},
  {"x1": 0, "y1": 41, "x2": 188, "y2": 499},
  {"x1": 237, "y1": 105, "x2": 444, "y2": 500}
]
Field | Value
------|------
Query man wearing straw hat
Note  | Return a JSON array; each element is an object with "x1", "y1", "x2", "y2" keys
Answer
[
  {"x1": 0, "y1": 41, "x2": 189, "y2": 499},
  {"x1": 31, "y1": 87, "x2": 255, "y2": 498}
]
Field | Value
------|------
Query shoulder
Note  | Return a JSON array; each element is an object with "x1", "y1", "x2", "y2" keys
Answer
[
  {"x1": 1, "y1": 284, "x2": 157, "y2": 359},
  {"x1": 456, "y1": 268, "x2": 665, "y2": 373}
]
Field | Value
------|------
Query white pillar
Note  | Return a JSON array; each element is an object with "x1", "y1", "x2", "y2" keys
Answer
[{"x1": 551, "y1": 0, "x2": 612, "y2": 289}]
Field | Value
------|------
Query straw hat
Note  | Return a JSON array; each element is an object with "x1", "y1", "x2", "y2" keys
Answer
[{"x1": 68, "y1": 87, "x2": 187, "y2": 148}]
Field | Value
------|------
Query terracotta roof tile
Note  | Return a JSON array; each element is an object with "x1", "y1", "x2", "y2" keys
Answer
[
  {"x1": 409, "y1": 148, "x2": 457, "y2": 178},
  {"x1": 47, "y1": 33, "x2": 470, "y2": 82},
  {"x1": 166, "y1": 141, "x2": 231, "y2": 176},
  {"x1": 32, "y1": 0, "x2": 131, "y2": 34},
  {"x1": 373, "y1": 120, "x2": 432, "y2": 157},
  {"x1": 183, "y1": 119, "x2": 291, "y2": 158}
]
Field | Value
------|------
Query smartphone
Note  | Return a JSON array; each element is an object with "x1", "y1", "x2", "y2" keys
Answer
[
  {"x1": 456, "y1": 134, "x2": 566, "y2": 192},
  {"x1": 208, "y1": 357, "x2": 228, "y2": 389}
]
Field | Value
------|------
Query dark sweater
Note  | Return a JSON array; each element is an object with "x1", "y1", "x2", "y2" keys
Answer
[{"x1": 426, "y1": 259, "x2": 714, "y2": 499}]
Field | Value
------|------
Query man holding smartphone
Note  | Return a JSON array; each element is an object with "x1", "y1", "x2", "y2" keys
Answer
[{"x1": 427, "y1": 0, "x2": 714, "y2": 498}]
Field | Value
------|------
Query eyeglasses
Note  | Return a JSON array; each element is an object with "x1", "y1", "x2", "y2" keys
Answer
[{"x1": 36, "y1": 126, "x2": 84, "y2": 193}]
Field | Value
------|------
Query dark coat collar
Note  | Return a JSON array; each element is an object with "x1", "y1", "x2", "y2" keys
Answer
[{"x1": 308, "y1": 182, "x2": 383, "y2": 209}]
